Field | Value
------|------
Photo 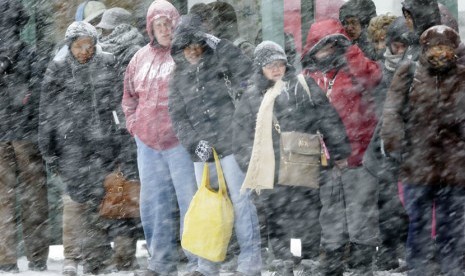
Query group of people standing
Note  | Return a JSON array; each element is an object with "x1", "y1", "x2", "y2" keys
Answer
[{"x1": 1, "y1": 0, "x2": 465, "y2": 276}]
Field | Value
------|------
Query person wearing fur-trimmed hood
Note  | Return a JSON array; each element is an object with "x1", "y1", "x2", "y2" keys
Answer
[{"x1": 169, "y1": 14, "x2": 261, "y2": 276}]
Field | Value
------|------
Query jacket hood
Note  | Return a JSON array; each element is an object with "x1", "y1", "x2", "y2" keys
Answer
[
  {"x1": 420, "y1": 25, "x2": 461, "y2": 50},
  {"x1": 301, "y1": 19, "x2": 351, "y2": 69},
  {"x1": 146, "y1": 0, "x2": 180, "y2": 46},
  {"x1": 65, "y1": 21, "x2": 99, "y2": 46},
  {"x1": 438, "y1": 3, "x2": 459, "y2": 32},
  {"x1": 171, "y1": 14, "x2": 221, "y2": 61},
  {"x1": 385, "y1": 17, "x2": 411, "y2": 48},
  {"x1": 339, "y1": 0, "x2": 376, "y2": 27},
  {"x1": 401, "y1": 0, "x2": 441, "y2": 39}
]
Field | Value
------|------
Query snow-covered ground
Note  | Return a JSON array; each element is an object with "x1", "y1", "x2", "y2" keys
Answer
[{"x1": 2, "y1": 241, "x2": 407, "y2": 276}]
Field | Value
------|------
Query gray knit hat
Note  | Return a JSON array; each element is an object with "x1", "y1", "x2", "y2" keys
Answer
[
  {"x1": 96, "y1": 7, "x2": 133, "y2": 30},
  {"x1": 65, "y1": 21, "x2": 99, "y2": 44},
  {"x1": 254, "y1": 41, "x2": 287, "y2": 67}
]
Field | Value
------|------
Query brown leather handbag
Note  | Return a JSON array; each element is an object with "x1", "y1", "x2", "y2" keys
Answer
[{"x1": 99, "y1": 170, "x2": 141, "y2": 219}]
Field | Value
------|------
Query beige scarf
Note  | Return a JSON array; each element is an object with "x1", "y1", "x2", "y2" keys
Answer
[{"x1": 240, "y1": 80, "x2": 284, "y2": 194}]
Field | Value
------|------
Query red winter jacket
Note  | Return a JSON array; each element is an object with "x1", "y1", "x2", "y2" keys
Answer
[
  {"x1": 302, "y1": 19, "x2": 381, "y2": 167},
  {"x1": 122, "y1": 0, "x2": 180, "y2": 150}
]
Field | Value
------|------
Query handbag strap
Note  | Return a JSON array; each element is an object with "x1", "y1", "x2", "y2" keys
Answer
[
  {"x1": 201, "y1": 148, "x2": 228, "y2": 195},
  {"x1": 212, "y1": 148, "x2": 228, "y2": 195}
]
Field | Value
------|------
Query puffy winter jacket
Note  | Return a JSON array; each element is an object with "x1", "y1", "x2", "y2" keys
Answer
[
  {"x1": 302, "y1": 19, "x2": 381, "y2": 167},
  {"x1": 122, "y1": 0, "x2": 180, "y2": 150}
]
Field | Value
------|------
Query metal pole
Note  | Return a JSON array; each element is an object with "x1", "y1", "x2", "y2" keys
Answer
[{"x1": 261, "y1": 0, "x2": 284, "y2": 47}]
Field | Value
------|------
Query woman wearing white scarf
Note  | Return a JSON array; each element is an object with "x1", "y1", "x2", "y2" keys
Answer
[{"x1": 233, "y1": 41, "x2": 350, "y2": 275}]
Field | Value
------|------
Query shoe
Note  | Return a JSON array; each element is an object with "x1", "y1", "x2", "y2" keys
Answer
[
  {"x1": 63, "y1": 258, "x2": 78, "y2": 276},
  {"x1": 268, "y1": 259, "x2": 293, "y2": 276},
  {"x1": 184, "y1": 272, "x2": 205, "y2": 276},
  {"x1": 134, "y1": 269, "x2": 163, "y2": 276},
  {"x1": 0, "y1": 263, "x2": 19, "y2": 273},
  {"x1": 29, "y1": 260, "x2": 47, "y2": 271}
]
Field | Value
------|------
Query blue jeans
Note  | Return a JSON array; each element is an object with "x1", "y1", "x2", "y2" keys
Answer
[
  {"x1": 404, "y1": 184, "x2": 465, "y2": 276},
  {"x1": 135, "y1": 138, "x2": 198, "y2": 274},
  {"x1": 194, "y1": 154, "x2": 261, "y2": 276}
]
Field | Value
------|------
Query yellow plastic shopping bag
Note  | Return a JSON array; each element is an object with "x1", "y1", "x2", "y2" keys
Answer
[{"x1": 181, "y1": 149, "x2": 234, "y2": 262}]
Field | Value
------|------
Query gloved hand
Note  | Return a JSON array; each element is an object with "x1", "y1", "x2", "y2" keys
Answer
[{"x1": 195, "y1": 140, "x2": 213, "y2": 162}]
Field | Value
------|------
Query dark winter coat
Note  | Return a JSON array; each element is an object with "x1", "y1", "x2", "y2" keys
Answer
[
  {"x1": 401, "y1": 0, "x2": 441, "y2": 62},
  {"x1": 100, "y1": 23, "x2": 145, "y2": 179},
  {"x1": 100, "y1": 24, "x2": 145, "y2": 79},
  {"x1": 233, "y1": 68, "x2": 351, "y2": 175},
  {"x1": 0, "y1": 0, "x2": 39, "y2": 142},
  {"x1": 381, "y1": 26, "x2": 465, "y2": 186},
  {"x1": 363, "y1": 18, "x2": 410, "y2": 179},
  {"x1": 39, "y1": 46, "x2": 119, "y2": 204},
  {"x1": 169, "y1": 16, "x2": 252, "y2": 161},
  {"x1": 302, "y1": 19, "x2": 381, "y2": 167}
]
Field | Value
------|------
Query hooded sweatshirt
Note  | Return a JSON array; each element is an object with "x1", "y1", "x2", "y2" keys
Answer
[
  {"x1": 122, "y1": 0, "x2": 180, "y2": 150},
  {"x1": 302, "y1": 19, "x2": 381, "y2": 167}
]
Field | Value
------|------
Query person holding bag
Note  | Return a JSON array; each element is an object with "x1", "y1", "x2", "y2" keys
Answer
[
  {"x1": 232, "y1": 41, "x2": 351, "y2": 276},
  {"x1": 168, "y1": 14, "x2": 261, "y2": 276}
]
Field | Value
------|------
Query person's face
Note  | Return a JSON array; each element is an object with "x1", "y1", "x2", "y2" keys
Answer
[
  {"x1": 262, "y1": 60, "x2": 286, "y2": 82},
  {"x1": 343, "y1": 17, "x2": 362, "y2": 40},
  {"x1": 390, "y1": 41, "x2": 407, "y2": 55},
  {"x1": 152, "y1": 17, "x2": 173, "y2": 47},
  {"x1": 425, "y1": 44, "x2": 456, "y2": 69},
  {"x1": 314, "y1": 42, "x2": 337, "y2": 61},
  {"x1": 372, "y1": 34, "x2": 387, "y2": 55},
  {"x1": 70, "y1": 36, "x2": 95, "y2": 64},
  {"x1": 403, "y1": 12, "x2": 414, "y2": 32},
  {"x1": 183, "y1": 43, "x2": 204, "y2": 65}
]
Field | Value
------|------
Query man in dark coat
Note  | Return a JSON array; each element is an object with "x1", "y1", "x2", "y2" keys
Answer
[
  {"x1": 97, "y1": 6, "x2": 146, "y2": 272},
  {"x1": 39, "y1": 21, "x2": 119, "y2": 275},
  {"x1": 381, "y1": 25, "x2": 465, "y2": 276},
  {"x1": 0, "y1": 0, "x2": 49, "y2": 272}
]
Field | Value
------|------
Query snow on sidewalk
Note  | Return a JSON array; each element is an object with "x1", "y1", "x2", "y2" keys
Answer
[{"x1": 1, "y1": 241, "x2": 407, "y2": 276}]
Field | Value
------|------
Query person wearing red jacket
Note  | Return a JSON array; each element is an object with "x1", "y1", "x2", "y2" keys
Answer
[
  {"x1": 301, "y1": 19, "x2": 382, "y2": 276},
  {"x1": 122, "y1": 1, "x2": 198, "y2": 276}
]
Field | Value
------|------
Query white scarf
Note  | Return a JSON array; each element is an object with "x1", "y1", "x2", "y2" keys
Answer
[{"x1": 240, "y1": 80, "x2": 284, "y2": 194}]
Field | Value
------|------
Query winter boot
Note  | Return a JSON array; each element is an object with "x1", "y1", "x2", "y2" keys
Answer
[
  {"x1": 319, "y1": 247, "x2": 344, "y2": 276},
  {"x1": 62, "y1": 258, "x2": 78, "y2": 276},
  {"x1": 113, "y1": 235, "x2": 139, "y2": 271},
  {"x1": 349, "y1": 243, "x2": 375, "y2": 276}
]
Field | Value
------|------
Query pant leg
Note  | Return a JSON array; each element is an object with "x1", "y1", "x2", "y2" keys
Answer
[
  {"x1": 342, "y1": 166, "x2": 379, "y2": 246},
  {"x1": 435, "y1": 186, "x2": 465, "y2": 276},
  {"x1": 62, "y1": 195, "x2": 84, "y2": 260},
  {"x1": 12, "y1": 141, "x2": 49, "y2": 263},
  {"x1": 80, "y1": 200, "x2": 112, "y2": 271},
  {"x1": 404, "y1": 184, "x2": 434, "y2": 276},
  {"x1": 319, "y1": 168, "x2": 348, "y2": 251},
  {"x1": 194, "y1": 155, "x2": 261, "y2": 276},
  {"x1": 260, "y1": 185, "x2": 293, "y2": 261},
  {"x1": 135, "y1": 137, "x2": 179, "y2": 274},
  {"x1": 0, "y1": 142, "x2": 18, "y2": 265},
  {"x1": 291, "y1": 187, "x2": 321, "y2": 260},
  {"x1": 164, "y1": 145, "x2": 198, "y2": 272}
]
